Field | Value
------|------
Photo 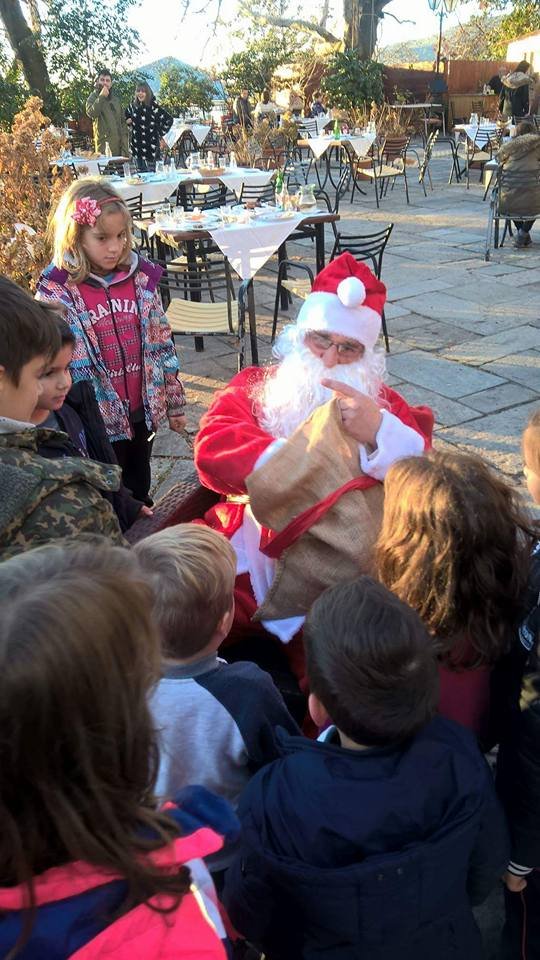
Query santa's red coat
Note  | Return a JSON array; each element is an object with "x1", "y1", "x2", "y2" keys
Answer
[{"x1": 194, "y1": 365, "x2": 433, "y2": 539}]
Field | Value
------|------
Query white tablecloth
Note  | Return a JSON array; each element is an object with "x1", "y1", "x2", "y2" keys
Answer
[
  {"x1": 53, "y1": 155, "x2": 126, "y2": 176},
  {"x1": 209, "y1": 213, "x2": 304, "y2": 279},
  {"x1": 108, "y1": 173, "x2": 194, "y2": 205},
  {"x1": 304, "y1": 134, "x2": 376, "y2": 160},
  {"x1": 219, "y1": 167, "x2": 275, "y2": 198},
  {"x1": 163, "y1": 121, "x2": 212, "y2": 149},
  {"x1": 454, "y1": 122, "x2": 498, "y2": 144}
]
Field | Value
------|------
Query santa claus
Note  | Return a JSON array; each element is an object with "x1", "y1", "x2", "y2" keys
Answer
[{"x1": 195, "y1": 253, "x2": 433, "y2": 659}]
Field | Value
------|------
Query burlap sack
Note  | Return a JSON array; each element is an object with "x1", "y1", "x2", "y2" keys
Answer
[{"x1": 245, "y1": 398, "x2": 384, "y2": 621}]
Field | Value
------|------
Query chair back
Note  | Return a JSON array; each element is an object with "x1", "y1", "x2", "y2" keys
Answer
[
  {"x1": 330, "y1": 224, "x2": 394, "y2": 278},
  {"x1": 239, "y1": 181, "x2": 276, "y2": 204},
  {"x1": 418, "y1": 130, "x2": 439, "y2": 183},
  {"x1": 471, "y1": 99, "x2": 484, "y2": 114},
  {"x1": 380, "y1": 136, "x2": 410, "y2": 164},
  {"x1": 98, "y1": 159, "x2": 125, "y2": 177},
  {"x1": 495, "y1": 167, "x2": 540, "y2": 219},
  {"x1": 297, "y1": 118, "x2": 318, "y2": 138},
  {"x1": 123, "y1": 192, "x2": 143, "y2": 219},
  {"x1": 157, "y1": 255, "x2": 234, "y2": 322},
  {"x1": 182, "y1": 183, "x2": 227, "y2": 210}
]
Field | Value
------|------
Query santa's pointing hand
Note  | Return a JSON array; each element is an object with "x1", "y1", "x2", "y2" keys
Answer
[{"x1": 321, "y1": 379, "x2": 383, "y2": 446}]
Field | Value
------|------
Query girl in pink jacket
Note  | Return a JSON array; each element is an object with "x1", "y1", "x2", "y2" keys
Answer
[{"x1": 0, "y1": 540, "x2": 237, "y2": 960}]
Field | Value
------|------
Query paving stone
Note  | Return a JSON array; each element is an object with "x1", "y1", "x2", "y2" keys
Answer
[
  {"x1": 388, "y1": 350, "x2": 505, "y2": 399},
  {"x1": 391, "y1": 242, "x2": 479, "y2": 263},
  {"x1": 461, "y1": 382, "x2": 540, "y2": 414},
  {"x1": 152, "y1": 427, "x2": 192, "y2": 458},
  {"x1": 436, "y1": 400, "x2": 540, "y2": 476},
  {"x1": 397, "y1": 382, "x2": 481, "y2": 426},
  {"x1": 399, "y1": 320, "x2": 482, "y2": 351},
  {"x1": 387, "y1": 278, "x2": 454, "y2": 301},
  {"x1": 482, "y1": 351, "x2": 540, "y2": 392},
  {"x1": 443, "y1": 326, "x2": 540, "y2": 365},
  {"x1": 394, "y1": 295, "x2": 536, "y2": 337}
]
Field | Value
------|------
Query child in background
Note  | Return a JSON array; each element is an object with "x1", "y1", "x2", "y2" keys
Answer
[
  {"x1": 0, "y1": 275, "x2": 123, "y2": 556},
  {"x1": 0, "y1": 540, "x2": 237, "y2": 959},
  {"x1": 134, "y1": 525, "x2": 300, "y2": 821},
  {"x1": 375, "y1": 449, "x2": 537, "y2": 746},
  {"x1": 36, "y1": 179, "x2": 186, "y2": 504},
  {"x1": 31, "y1": 317, "x2": 151, "y2": 532},
  {"x1": 496, "y1": 407, "x2": 540, "y2": 958},
  {"x1": 224, "y1": 576, "x2": 508, "y2": 960}
]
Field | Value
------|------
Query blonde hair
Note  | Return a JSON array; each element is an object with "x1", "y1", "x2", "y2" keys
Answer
[
  {"x1": 48, "y1": 178, "x2": 133, "y2": 283},
  {"x1": 134, "y1": 524, "x2": 236, "y2": 658},
  {"x1": 524, "y1": 408, "x2": 540, "y2": 477}
]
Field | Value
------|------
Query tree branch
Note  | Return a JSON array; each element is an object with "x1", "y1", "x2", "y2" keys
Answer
[
  {"x1": 382, "y1": 12, "x2": 415, "y2": 25},
  {"x1": 319, "y1": 0, "x2": 330, "y2": 30},
  {"x1": 237, "y1": 3, "x2": 340, "y2": 43}
]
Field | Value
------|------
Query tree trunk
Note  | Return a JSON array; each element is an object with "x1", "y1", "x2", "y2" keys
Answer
[
  {"x1": 0, "y1": 0, "x2": 51, "y2": 98},
  {"x1": 344, "y1": 0, "x2": 391, "y2": 58}
]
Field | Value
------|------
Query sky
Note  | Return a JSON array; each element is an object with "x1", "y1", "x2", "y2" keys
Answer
[{"x1": 128, "y1": 0, "x2": 479, "y2": 70}]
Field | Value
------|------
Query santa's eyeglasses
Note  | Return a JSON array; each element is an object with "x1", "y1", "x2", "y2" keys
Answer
[{"x1": 306, "y1": 331, "x2": 364, "y2": 360}]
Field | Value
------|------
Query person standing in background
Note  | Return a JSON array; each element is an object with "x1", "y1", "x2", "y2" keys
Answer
[
  {"x1": 125, "y1": 82, "x2": 173, "y2": 172},
  {"x1": 86, "y1": 68, "x2": 129, "y2": 157},
  {"x1": 499, "y1": 61, "x2": 534, "y2": 119},
  {"x1": 233, "y1": 88, "x2": 253, "y2": 128}
]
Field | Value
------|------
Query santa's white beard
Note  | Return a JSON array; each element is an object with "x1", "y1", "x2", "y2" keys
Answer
[{"x1": 254, "y1": 327, "x2": 386, "y2": 440}]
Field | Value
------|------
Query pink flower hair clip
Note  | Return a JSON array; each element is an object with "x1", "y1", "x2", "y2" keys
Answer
[{"x1": 71, "y1": 197, "x2": 102, "y2": 227}]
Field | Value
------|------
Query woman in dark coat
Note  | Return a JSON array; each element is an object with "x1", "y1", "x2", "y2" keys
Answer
[
  {"x1": 497, "y1": 120, "x2": 540, "y2": 247},
  {"x1": 499, "y1": 60, "x2": 534, "y2": 119},
  {"x1": 125, "y1": 81, "x2": 173, "y2": 172}
]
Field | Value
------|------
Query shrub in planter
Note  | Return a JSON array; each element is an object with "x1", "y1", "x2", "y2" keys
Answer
[{"x1": 321, "y1": 52, "x2": 384, "y2": 112}]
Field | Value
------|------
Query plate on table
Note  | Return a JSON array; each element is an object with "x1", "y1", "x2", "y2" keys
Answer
[{"x1": 260, "y1": 210, "x2": 295, "y2": 221}]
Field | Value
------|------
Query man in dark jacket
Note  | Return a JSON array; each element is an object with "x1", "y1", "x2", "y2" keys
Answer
[{"x1": 224, "y1": 577, "x2": 509, "y2": 960}]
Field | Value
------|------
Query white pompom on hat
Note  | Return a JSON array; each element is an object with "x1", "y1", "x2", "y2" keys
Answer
[{"x1": 296, "y1": 252, "x2": 386, "y2": 350}]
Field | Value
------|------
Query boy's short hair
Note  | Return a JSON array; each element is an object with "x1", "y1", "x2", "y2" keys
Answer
[
  {"x1": 134, "y1": 524, "x2": 236, "y2": 659},
  {"x1": 56, "y1": 317, "x2": 76, "y2": 348},
  {"x1": 305, "y1": 576, "x2": 438, "y2": 747},
  {"x1": 0, "y1": 277, "x2": 62, "y2": 384},
  {"x1": 524, "y1": 408, "x2": 540, "y2": 477}
]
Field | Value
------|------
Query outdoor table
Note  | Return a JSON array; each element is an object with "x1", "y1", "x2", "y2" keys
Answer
[
  {"x1": 100, "y1": 171, "x2": 196, "y2": 205},
  {"x1": 453, "y1": 122, "x2": 499, "y2": 144},
  {"x1": 52, "y1": 154, "x2": 128, "y2": 176},
  {"x1": 297, "y1": 134, "x2": 376, "y2": 192},
  {"x1": 390, "y1": 103, "x2": 445, "y2": 136},
  {"x1": 151, "y1": 208, "x2": 339, "y2": 364},
  {"x1": 163, "y1": 120, "x2": 212, "y2": 149}
]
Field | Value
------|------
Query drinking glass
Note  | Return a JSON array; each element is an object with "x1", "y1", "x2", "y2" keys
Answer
[
  {"x1": 155, "y1": 160, "x2": 165, "y2": 174},
  {"x1": 123, "y1": 162, "x2": 130, "y2": 178}
]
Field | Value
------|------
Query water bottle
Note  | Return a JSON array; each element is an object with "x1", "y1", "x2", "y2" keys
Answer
[
  {"x1": 229, "y1": 151, "x2": 237, "y2": 169},
  {"x1": 105, "y1": 140, "x2": 112, "y2": 158}
]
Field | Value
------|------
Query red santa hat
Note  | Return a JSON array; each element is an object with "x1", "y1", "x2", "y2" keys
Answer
[{"x1": 296, "y1": 252, "x2": 386, "y2": 350}]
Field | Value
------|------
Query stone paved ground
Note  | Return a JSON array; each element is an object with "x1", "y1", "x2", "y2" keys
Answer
[
  {"x1": 151, "y1": 143, "x2": 540, "y2": 513},
  {"x1": 150, "y1": 144, "x2": 539, "y2": 955}
]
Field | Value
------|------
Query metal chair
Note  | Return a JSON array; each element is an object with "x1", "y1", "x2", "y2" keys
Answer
[
  {"x1": 179, "y1": 183, "x2": 227, "y2": 210},
  {"x1": 463, "y1": 127, "x2": 502, "y2": 189},
  {"x1": 297, "y1": 118, "x2": 319, "y2": 138},
  {"x1": 418, "y1": 130, "x2": 439, "y2": 193},
  {"x1": 359, "y1": 136, "x2": 411, "y2": 206},
  {"x1": 97, "y1": 159, "x2": 126, "y2": 177},
  {"x1": 239, "y1": 181, "x2": 275, "y2": 205},
  {"x1": 271, "y1": 261, "x2": 315, "y2": 342},
  {"x1": 157, "y1": 256, "x2": 247, "y2": 370},
  {"x1": 485, "y1": 167, "x2": 540, "y2": 260},
  {"x1": 330, "y1": 225, "x2": 394, "y2": 352}
]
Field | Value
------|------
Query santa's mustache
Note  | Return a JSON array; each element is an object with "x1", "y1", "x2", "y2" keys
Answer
[{"x1": 253, "y1": 329, "x2": 386, "y2": 440}]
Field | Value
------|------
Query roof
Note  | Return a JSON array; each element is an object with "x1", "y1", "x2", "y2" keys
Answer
[{"x1": 507, "y1": 31, "x2": 540, "y2": 44}]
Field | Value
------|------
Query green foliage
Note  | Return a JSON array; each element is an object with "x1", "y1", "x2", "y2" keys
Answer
[
  {"x1": 0, "y1": 55, "x2": 29, "y2": 130},
  {"x1": 479, "y1": 0, "x2": 540, "y2": 57},
  {"x1": 43, "y1": 0, "x2": 141, "y2": 85},
  {"x1": 321, "y1": 52, "x2": 384, "y2": 110},
  {"x1": 223, "y1": 35, "x2": 294, "y2": 97},
  {"x1": 159, "y1": 65, "x2": 215, "y2": 115}
]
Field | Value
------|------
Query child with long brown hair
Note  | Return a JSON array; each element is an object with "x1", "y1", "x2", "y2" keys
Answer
[
  {"x1": 36, "y1": 178, "x2": 186, "y2": 505},
  {"x1": 0, "y1": 540, "x2": 237, "y2": 960},
  {"x1": 375, "y1": 449, "x2": 538, "y2": 743}
]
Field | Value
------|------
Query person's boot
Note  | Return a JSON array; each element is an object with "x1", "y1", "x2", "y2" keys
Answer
[{"x1": 514, "y1": 229, "x2": 532, "y2": 248}]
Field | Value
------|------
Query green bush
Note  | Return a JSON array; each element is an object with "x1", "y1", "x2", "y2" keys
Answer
[
  {"x1": 321, "y1": 52, "x2": 384, "y2": 111},
  {"x1": 0, "y1": 60, "x2": 29, "y2": 131}
]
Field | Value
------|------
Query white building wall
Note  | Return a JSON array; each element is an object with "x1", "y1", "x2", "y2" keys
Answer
[{"x1": 507, "y1": 35, "x2": 540, "y2": 72}]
